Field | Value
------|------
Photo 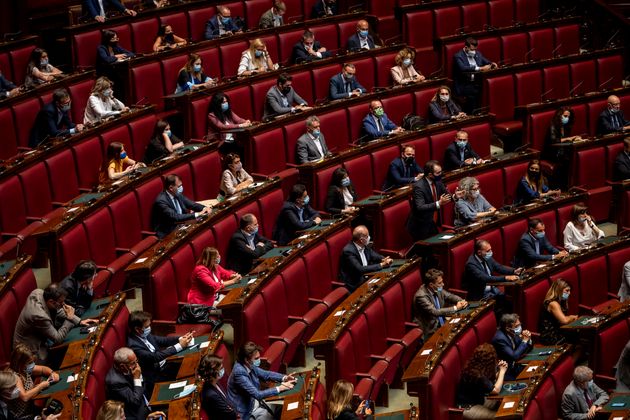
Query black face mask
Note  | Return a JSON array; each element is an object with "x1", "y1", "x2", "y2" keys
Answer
[
  {"x1": 164, "y1": 33, "x2": 175, "y2": 43},
  {"x1": 404, "y1": 156, "x2": 414, "y2": 165},
  {"x1": 281, "y1": 86, "x2": 291, "y2": 95},
  {"x1": 528, "y1": 170, "x2": 540, "y2": 179}
]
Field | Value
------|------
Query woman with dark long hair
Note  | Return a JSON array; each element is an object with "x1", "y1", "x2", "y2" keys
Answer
[
  {"x1": 325, "y1": 167, "x2": 358, "y2": 215},
  {"x1": 24, "y1": 48, "x2": 63, "y2": 88},
  {"x1": 198, "y1": 354, "x2": 237, "y2": 420},
  {"x1": 152, "y1": 24, "x2": 186, "y2": 52},
  {"x1": 143, "y1": 119, "x2": 183, "y2": 164},
  {"x1": 207, "y1": 91, "x2": 252, "y2": 154},
  {"x1": 99, "y1": 141, "x2": 144, "y2": 183},
  {"x1": 514, "y1": 159, "x2": 560, "y2": 205},
  {"x1": 96, "y1": 30, "x2": 135, "y2": 78}
]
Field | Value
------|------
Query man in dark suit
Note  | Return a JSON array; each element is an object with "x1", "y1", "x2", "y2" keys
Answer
[
  {"x1": 127, "y1": 311, "x2": 193, "y2": 396},
  {"x1": 443, "y1": 130, "x2": 485, "y2": 171},
  {"x1": 453, "y1": 37, "x2": 497, "y2": 114},
  {"x1": 329, "y1": 63, "x2": 366, "y2": 100},
  {"x1": 296, "y1": 115, "x2": 330, "y2": 163},
  {"x1": 414, "y1": 269, "x2": 468, "y2": 339},
  {"x1": 30, "y1": 89, "x2": 84, "y2": 148},
  {"x1": 151, "y1": 174, "x2": 210, "y2": 239},
  {"x1": 272, "y1": 184, "x2": 321, "y2": 245},
  {"x1": 613, "y1": 137, "x2": 630, "y2": 181},
  {"x1": 83, "y1": 0, "x2": 136, "y2": 22},
  {"x1": 105, "y1": 347, "x2": 151, "y2": 420},
  {"x1": 597, "y1": 95, "x2": 630, "y2": 135},
  {"x1": 383, "y1": 145, "x2": 424, "y2": 190},
  {"x1": 513, "y1": 218, "x2": 568, "y2": 268},
  {"x1": 262, "y1": 73, "x2": 312, "y2": 120},
  {"x1": 463, "y1": 239, "x2": 522, "y2": 301},
  {"x1": 291, "y1": 30, "x2": 331, "y2": 64},
  {"x1": 361, "y1": 100, "x2": 404, "y2": 142},
  {"x1": 0, "y1": 70, "x2": 19, "y2": 100},
  {"x1": 338, "y1": 225, "x2": 392, "y2": 292},
  {"x1": 346, "y1": 19, "x2": 376, "y2": 51},
  {"x1": 227, "y1": 213, "x2": 274, "y2": 275},
  {"x1": 311, "y1": 0, "x2": 337, "y2": 18},
  {"x1": 491, "y1": 313, "x2": 533, "y2": 380},
  {"x1": 59, "y1": 260, "x2": 96, "y2": 317},
  {"x1": 561, "y1": 366, "x2": 609, "y2": 419},
  {"x1": 204, "y1": 6, "x2": 243, "y2": 40}
]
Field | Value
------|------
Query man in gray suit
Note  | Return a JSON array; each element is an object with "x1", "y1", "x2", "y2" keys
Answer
[
  {"x1": 262, "y1": 73, "x2": 311, "y2": 121},
  {"x1": 413, "y1": 269, "x2": 468, "y2": 339},
  {"x1": 259, "y1": 1, "x2": 285, "y2": 29},
  {"x1": 561, "y1": 366, "x2": 609, "y2": 420},
  {"x1": 296, "y1": 115, "x2": 330, "y2": 164},
  {"x1": 616, "y1": 339, "x2": 630, "y2": 391}
]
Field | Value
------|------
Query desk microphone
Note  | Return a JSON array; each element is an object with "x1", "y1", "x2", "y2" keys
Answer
[
  {"x1": 377, "y1": 184, "x2": 396, "y2": 201},
  {"x1": 131, "y1": 96, "x2": 149, "y2": 108},
  {"x1": 605, "y1": 29, "x2": 620, "y2": 48},
  {"x1": 540, "y1": 88, "x2": 554, "y2": 102},
  {"x1": 453, "y1": 25, "x2": 469, "y2": 35},
  {"x1": 524, "y1": 48, "x2": 535, "y2": 62},
  {"x1": 351, "y1": 133, "x2": 372, "y2": 146},
  {"x1": 483, "y1": 24, "x2": 497, "y2": 31},
  {"x1": 599, "y1": 76, "x2": 614, "y2": 91},
  {"x1": 514, "y1": 142, "x2": 531, "y2": 153},
  {"x1": 567, "y1": 81, "x2": 584, "y2": 97},
  {"x1": 428, "y1": 67, "x2": 444, "y2": 79},
  {"x1": 371, "y1": 86, "x2": 389, "y2": 93},
  {"x1": 551, "y1": 43, "x2": 563, "y2": 57},
  {"x1": 471, "y1": 106, "x2": 489, "y2": 116}
]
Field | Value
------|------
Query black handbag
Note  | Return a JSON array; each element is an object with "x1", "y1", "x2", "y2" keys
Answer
[{"x1": 177, "y1": 304, "x2": 224, "y2": 331}]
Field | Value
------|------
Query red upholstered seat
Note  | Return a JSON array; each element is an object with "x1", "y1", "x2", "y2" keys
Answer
[
  {"x1": 381, "y1": 93, "x2": 413, "y2": 131},
  {"x1": 219, "y1": 40, "x2": 249, "y2": 79},
  {"x1": 607, "y1": 247, "x2": 630, "y2": 294},
  {"x1": 530, "y1": 209, "x2": 557, "y2": 246},
  {"x1": 403, "y1": 11, "x2": 433, "y2": 49},
  {"x1": 250, "y1": 78, "x2": 276, "y2": 121},
  {"x1": 569, "y1": 61, "x2": 597, "y2": 98},
  {"x1": 378, "y1": 200, "x2": 413, "y2": 255},
  {"x1": 45, "y1": 149, "x2": 80, "y2": 205},
  {"x1": 515, "y1": 70, "x2": 542, "y2": 106},
  {"x1": 476, "y1": 228, "x2": 504, "y2": 265},
  {"x1": 344, "y1": 155, "x2": 374, "y2": 199},
  {"x1": 160, "y1": 12, "x2": 190, "y2": 40},
  {"x1": 211, "y1": 215, "x2": 238, "y2": 259},
  {"x1": 554, "y1": 24, "x2": 580, "y2": 57},
  {"x1": 443, "y1": 43, "x2": 461, "y2": 80},
  {"x1": 347, "y1": 100, "x2": 371, "y2": 143},
  {"x1": 488, "y1": 0, "x2": 514, "y2": 28},
  {"x1": 528, "y1": 28, "x2": 555, "y2": 61},
  {"x1": 526, "y1": 110, "x2": 555, "y2": 152},
  {"x1": 319, "y1": 109, "x2": 350, "y2": 154},
  {"x1": 501, "y1": 220, "x2": 528, "y2": 266},
  {"x1": 326, "y1": 228, "x2": 352, "y2": 280},
  {"x1": 191, "y1": 151, "x2": 221, "y2": 200},
  {"x1": 313, "y1": 165, "x2": 340, "y2": 211},
  {"x1": 131, "y1": 18, "x2": 159, "y2": 54},
  {"x1": 101, "y1": 125, "x2": 131, "y2": 158},
  {"x1": 430, "y1": 130, "x2": 457, "y2": 162},
  {"x1": 9, "y1": 45, "x2": 35, "y2": 85},
  {"x1": 351, "y1": 57, "x2": 375, "y2": 92},
  {"x1": 521, "y1": 279, "x2": 550, "y2": 333},
  {"x1": 190, "y1": 229, "x2": 216, "y2": 260},
  {"x1": 587, "y1": 99, "x2": 608, "y2": 138},
  {"x1": 258, "y1": 33, "x2": 279, "y2": 68},
  {"x1": 501, "y1": 33, "x2": 529, "y2": 66},
  {"x1": 461, "y1": 3, "x2": 488, "y2": 32},
  {"x1": 485, "y1": 75, "x2": 522, "y2": 135},
  {"x1": 448, "y1": 241, "x2": 474, "y2": 290},
  {"x1": 374, "y1": 52, "x2": 398, "y2": 87},
  {"x1": 12, "y1": 97, "x2": 41, "y2": 150},
  {"x1": 290, "y1": 70, "x2": 314, "y2": 105},
  {"x1": 72, "y1": 138, "x2": 102, "y2": 191},
  {"x1": 574, "y1": 147, "x2": 606, "y2": 189},
  {"x1": 69, "y1": 78, "x2": 96, "y2": 124},
  {"x1": 370, "y1": 146, "x2": 400, "y2": 192},
  {"x1": 312, "y1": 64, "x2": 342, "y2": 104},
  {"x1": 58, "y1": 224, "x2": 91, "y2": 280},
  {"x1": 476, "y1": 37, "x2": 501, "y2": 65},
  {"x1": 307, "y1": 23, "x2": 338, "y2": 53},
  {"x1": 257, "y1": 188, "x2": 284, "y2": 238},
  {"x1": 72, "y1": 31, "x2": 102, "y2": 69},
  {"x1": 577, "y1": 257, "x2": 611, "y2": 310},
  {"x1": 531, "y1": 379, "x2": 557, "y2": 420},
  {"x1": 595, "y1": 319, "x2": 630, "y2": 376},
  {"x1": 433, "y1": 6, "x2": 462, "y2": 38},
  {"x1": 0, "y1": 108, "x2": 17, "y2": 159},
  {"x1": 245, "y1": 0, "x2": 269, "y2": 29},
  {"x1": 130, "y1": 62, "x2": 165, "y2": 111},
  {"x1": 0, "y1": 177, "x2": 29, "y2": 237},
  {"x1": 597, "y1": 55, "x2": 623, "y2": 90},
  {"x1": 18, "y1": 163, "x2": 53, "y2": 219},
  {"x1": 542, "y1": 65, "x2": 570, "y2": 101},
  {"x1": 224, "y1": 85, "x2": 253, "y2": 122},
  {"x1": 337, "y1": 21, "x2": 358, "y2": 50},
  {"x1": 169, "y1": 162, "x2": 194, "y2": 201},
  {"x1": 514, "y1": 0, "x2": 539, "y2": 23},
  {"x1": 278, "y1": 29, "x2": 305, "y2": 65},
  {"x1": 161, "y1": 54, "x2": 189, "y2": 97},
  {"x1": 431, "y1": 349, "x2": 461, "y2": 419},
  {"x1": 134, "y1": 177, "x2": 164, "y2": 233},
  {"x1": 251, "y1": 128, "x2": 286, "y2": 175}
]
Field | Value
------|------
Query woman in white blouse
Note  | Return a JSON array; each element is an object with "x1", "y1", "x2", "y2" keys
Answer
[
  {"x1": 219, "y1": 153, "x2": 253, "y2": 197},
  {"x1": 563, "y1": 203, "x2": 604, "y2": 252},
  {"x1": 84, "y1": 76, "x2": 128, "y2": 125},
  {"x1": 237, "y1": 38, "x2": 276, "y2": 76}
]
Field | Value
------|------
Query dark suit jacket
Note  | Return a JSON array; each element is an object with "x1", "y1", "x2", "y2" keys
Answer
[
  {"x1": 226, "y1": 230, "x2": 274, "y2": 275},
  {"x1": 95, "y1": 44, "x2": 135, "y2": 76},
  {"x1": 614, "y1": 151, "x2": 630, "y2": 181},
  {"x1": 406, "y1": 178, "x2": 448, "y2": 240},
  {"x1": 329, "y1": 72, "x2": 366, "y2": 100},
  {"x1": 204, "y1": 15, "x2": 242, "y2": 40},
  {"x1": 443, "y1": 142, "x2": 481, "y2": 171},
  {"x1": 105, "y1": 367, "x2": 150, "y2": 420},
  {"x1": 127, "y1": 333, "x2": 179, "y2": 394},
  {"x1": 83, "y1": 0, "x2": 126, "y2": 18},
  {"x1": 361, "y1": 112, "x2": 398, "y2": 141},
  {"x1": 491, "y1": 329, "x2": 533, "y2": 379},
  {"x1": 272, "y1": 202, "x2": 320, "y2": 245},
  {"x1": 0, "y1": 72, "x2": 16, "y2": 100},
  {"x1": 463, "y1": 254, "x2": 515, "y2": 301},
  {"x1": 202, "y1": 383, "x2": 238, "y2": 420},
  {"x1": 338, "y1": 242, "x2": 384, "y2": 292},
  {"x1": 325, "y1": 184, "x2": 358, "y2": 214},
  {"x1": 295, "y1": 132, "x2": 329, "y2": 163},
  {"x1": 616, "y1": 339, "x2": 630, "y2": 391},
  {"x1": 383, "y1": 157, "x2": 422, "y2": 190},
  {"x1": 413, "y1": 284, "x2": 462, "y2": 339},
  {"x1": 597, "y1": 108, "x2": 630, "y2": 135},
  {"x1": 59, "y1": 275, "x2": 94, "y2": 316},
  {"x1": 452, "y1": 49, "x2": 491, "y2": 96},
  {"x1": 291, "y1": 40, "x2": 331, "y2": 64},
  {"x1": 29, "y1": 102, "x2": 77, "y2": 147},
  {"x1": 513, "y1": 232, "x2": 559, "y2": 268},
  {"x1": 346, "y1": 33, "x2": 376, "y2": 51},
  {"x1": 311, "y1": 0, "x2": 338, "y2": 18},
  {"x1": 151, "y1": 190, "x2": 204, "y2": 239},
  {"x1": 259, "y1": 9, "x2": 283, "y2": 29},
  {"x1": 428, "y1": 100, "x2": 462, "y2": 123}
]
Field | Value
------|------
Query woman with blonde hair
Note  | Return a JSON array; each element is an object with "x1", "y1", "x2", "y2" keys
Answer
[
  {"x1": 175, "y1": 53, "x2": 215, "y2": 93},
  {"x1": 539, "y1": 278, "x2": 578, "y2": 345},
  {"x1": 237, "y1": 38, "x2": 276, "y2": 76},
  {"x1": 390, "y1": 47, "x2": 425, "y2": 85},
  {"x1": 187, "y1": 247, "x2": 241, "y2": 307},
  {"x1": 84, "y1": 76, "x2": 128, "y2": 125},
  {"x1": 96, "y1": 400, "x2": 166, "y2": 420},
  {"x1": 327, "y1": 379, "x2": 373, "y2": 420}
]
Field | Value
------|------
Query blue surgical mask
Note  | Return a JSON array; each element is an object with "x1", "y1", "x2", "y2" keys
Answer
[
  {"x1": 561, "y1": 116, "x2": 569, "y2": 125},
  {"x1": 562, "y1": 292, "x2": 570, "y2": 300},
  {"x1": 471, "y1": 190, "x2": 480, "y2": 199},
  {"x1": 25, "y1": 362, "x2": 36, "y2": 375},
  {"x1": 252, "y1": 358, "x2": 261, "y2": 367},
  {"x1": 250, "y1": 226, "x2": 258, "y2": 235},
  {"x1": 60, "y1": 104, "x2": 71, "y2": 112},
  {"x1": 216, "y1": 257, "x2": 221, "y2": 264},
  {"x1": 439, "y1": 94, "x2": 450, "y2": 102},
  {"x1": 255, "y1": 50, "x2": 264, "y2": 58},
  {"x1": 142, "y1": 326, "x2": 151, "y2": 338},
  {"x1": 435, "y1": 286, "x2": 443, "y2": 293},
  {"x1": 40, "y1": 59, "x2": 49, "y2": 67},
  {"x1": 7, "y1": 387, "x2": 20, "y2": 400},
  {"x1": 177, "y1": 185, "x2": 184, "y2": 194},
  {"x1": 217, "y1": 367, "x2": 225, "y2": 379},
  {"x1": 402, "y1": 58, "x2": 412, "y2": 67},
  {"x1": 193, "y1": 64, "x2": 202, "y2": 73},
  {"x1": 456, "y1": 140, "x2": 468, "y2": 148},
  {"x1": 341, "y1": 178, "x2": 351, "y2": 187},
  {"x1": 535, "y1": 231, "x2": 545, "y2": 239},
  {"x1": 302, "y1": 195, "x2": 310, "y2": 206},
  {"x1": 103, "y1": 89, "x2": 112, "y2": 97},
  {"x1": 221, "y1": 16, "x2": 231, "y2": 25},
  {"x1": 312, "y1": 129, "x2": 320, "y2": 137},
  {"x1": 587, "y1": 380, "x2": 594, "y2": 388},
  {"x1": 483, "y1": 250, "x2": 493, "y2": 260},
  {"x1": 221, "y1": 102, "x2": 230, "y2": 112},
  {"x1": 359, "y1": 30, "x2": 368, "y2": 37},
  {"x1": 165, "y1": 130, "x2": 172, "y2": 138},
  {"x1": 513, "y1": 325, "x2": 523, "y2": 335},
  {"x1": 344, "y1": 73, "x2": 354, "y2": 80},
  {"x1": 120, "y1": 151, "x2": 127, "y2": 159}
]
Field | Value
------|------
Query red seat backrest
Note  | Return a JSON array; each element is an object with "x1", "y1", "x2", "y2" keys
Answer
[
  {"x1": 290, "y1": 70, "x2": 314, "y2": 105},
  {"x1": 370, "y1": 146, "x2": 400, "y2": 192},
  {"x1": 134, "y1": 177, "x2": 164, "y2": 232},
  {"x1": 18, "y1": 162, "x2": 53, "y2": 218},
  {"x1": 169, "y1": 162, "x2": 194, "y2": 200},
  {"x1": 378, "y1": 199, "x2": 413, "y2": 252},
  {"x1": 574, "y1": 147, "x2": 606, "y2": 189},
  {"x1": 430, "y1": 129, "x2": 457, "y2": 162},
  {"x1": 485, "y1": 75, "x2": 515, "y2": 122},
  {"x1": 108, "y1": 193, "x2": 144, "y2": 250},
  {"x1": 160, "y1": 12, "x2": 190, "y2": 40},
  {"x1": 597, "y1": 55, "x2": 623, "y2": 90},
  {"x1": 69, "y1": 78, "x2": 96, "y2": 124},
  {"x1": 403, "y1": 11, "x2": 433, "y2": 49},
  {"x1": 502, "y1": 161, "x2": 530, "y2": 204},
  {"x1": 477, "y1": 37, "x2": 501, "y2": 64},
  {"x1": 514, "y1": 0, "x2": 539, "y2": 23},
  {"x1": 488, "y1": 0, "x2": 514, "y2": 28},
  {"x1": 528, "y1": 28, "x2": 554, "y2": 61},
  {"x1": 83, "y1": 208, "x2": 118, "y2": 265},
  {"x1": 577, "y1": 257, "x2": 609, "y2": 308},
  {"x1": 170, "y1": 244, "x2": 196, "y2": 301},
  {"x1": 351, "y1": 57, "x2": 375, "y2": 92},
  {"x1": 381, "y1": 93, "x2": 413, "y2": 129},
  {"x1": 72, "y1": 31, "x2": 102, "y2": 68},
  {"x1": 321, "y1": 108, "x2": 350, "y2": 153},
  {"x1": 58, "y1": 224, "x2": 92, "y2": 279},
  {"x1": 280, "y1": 258, "x2": 309, "y2": 317},
  {"x1": 326, "y1": 227, "x2": 352, "y2": 279},
  {"x1": 219, "y1": 40, "x2": 249, "y2": 78},
  {"x1": 257, "y1": 188, "x2": 284, "y2": 238},
  {"x1": 303, "y1": 243, "x2": 333, "y2": 300},
  {"x1": 150, "y1": 261, "x2": 178, "y2": 320},
  {"x1": 554, "y1": 24, "x2": 580, "y2": 56},
  {"x1": 515, "y1": 69, "x2": 542, "y2": 106},
  {"x1": 250, "y1": 78, "x2": 276, "y2": 121},
  {"x1": 526, "y1": 110, "x2": 555, "y2": 152},
  {"x1": 476, "y1": 228, "x2": 504, "y2": 265},
  {"x1": 522, "y1": 279, "x2": 550, "y2": 333},
  {"x1": 0, "y1": 177, "x2": 27, "y2": 234},
  {"x1": 373, "y1": 52, "x2": 398, "y2": 87},
  {"x1": 72, "y1": 137, "x2": 103, "y2": 191},
  {"x1": 9, "y1": 46, "x2": 34, "y2": 85},
  {"x1": 101, "y1": 125, "x2": 132, "y2": 159},
  {"x1": 461, "y1": 3, "x2": 488, "y2": 32},
  {"x1": 128, "y1": 114, "x2": 158, "y2": 164},
  {"x1": 448, "y1": 240, "x2": 474, "y2": 290},
  {"x1": 308, "y1": 23, "x2": 339, "y2": 53},
  {"x1": 187, "y1": 6, "x2": 216, "y2": 42},
  {"x1": 413, "y1": 88, "x2": 438, "y2": 121},
  {"x1": 278, "y1": 29, "x2": 305, "y2": 65},
  {"x1": 0, "y1": 108, "x2": 18, "y2": 160},
  {"x1": 11, "y1": 97, "x2": 41, "y2": 149},
  {"x1": 251, "y1": 128, "x2": 287, "y2": 175},
  {"x1": 433, "y1": 6, "x2": 462, "y2": 38},
  {"x1": 245, "y1": 0, "x2": 269, "y2": 29},
  {"x1": 595, "y1": 319, "x2": 630, "y2": 376},
  {"x1": 313, "y1": 164, "x2": 340, "y2": 211},
  {"x1": 131, "y1": 18, "x2": 160, "y2": 54},
  {"x1": 312, "y1": 63, "x2": 341, "y2": 103},
  {"x1": 45, "y1": 149, "x2": 80, "y2": 204},
  {"x1": 569, "y1": 60, "x2": 597, "y2": 98},
  {"x1": 501, "y1": 33, "x2": 529, "y2": 66},
  {"x1": 130, "y1": 61, "x2": 165, "y2": 111},
  {"x1": 191, "y1": 151, "x2": 221, "y2": 200},
  {"x1": 211, "y1": 215, "x2": 238, "y2": 258},
  {"x1": 587, "y1": 99, "x2": 608, "y2": 138},
  {"x1": 343, "y1": 154, "x2": 374, "y2": 199},
  {"x1": 606, "y1": 244, "x2": 630, "y2": 294},
  {"x1": 501, "y1": 219, "x2": 528, "y2": 265},
  {"x1": 542, "y1": 65, "x2": 570, "y2": 101},
  {"x1": 161, "y1": 54, "x2": 189, "y2": 97}
]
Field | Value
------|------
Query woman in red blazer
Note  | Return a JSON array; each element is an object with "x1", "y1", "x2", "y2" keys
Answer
[{"x1": 188, "y1": 247, "x2": 241, "y2": 306}]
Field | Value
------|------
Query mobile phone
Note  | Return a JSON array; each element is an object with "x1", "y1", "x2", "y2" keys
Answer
[
  {"x1": 43, "y1": 398, "x2": 63, "y2": 415},
  {"x1": 362, "y1": 400, "x2": 374, "y2": 415}
]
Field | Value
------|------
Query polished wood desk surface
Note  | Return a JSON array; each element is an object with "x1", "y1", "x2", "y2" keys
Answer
[
  {"x1": 0, "y1": 255, "x2": 32, "y2": 293},
  {"x1": 33, "y1": 367, "x2": 81, "y2": 419},
  {"x1": 561, "y1": 299, "x2": 630, "y2": 331},
  {"x1": 519, "y1": 86, "x2": 630, "y2": 118},
  {"x1": 276, "y1": 366, "x2": 322, "y2": 420},
  {"x1": 601, "y1": 393, "x2": 630, "y2": 418},
  {"x1": 375, "y1": 406, "x2": 420, "y2": 420}
]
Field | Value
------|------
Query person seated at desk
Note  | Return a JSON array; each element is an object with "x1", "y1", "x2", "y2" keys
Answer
[
  {"x1": 455, "y1": 343, "x2": 508, "y2": 419},
  {"x1": 615, "y1": 339, "x2": 630, "y2": 391},
  {"x1": 97, "y1": 401, "x2": 165, "y2": 420},
  {"x1": 219, "y1": 153, "x2": 253, "y2": 198},
  {"x1": 84, "y1": 76, "x2": 128, "y2": 125},
  {"x1": 59, "y1": 260, "x2": 96, "y2": 317},
  {"x1": 296, "y1": 115, "x2": 330, "y2": 164},
  {"x1": 291, "y1": 30, "x2": 331, "y2": 64},
  {"x1": 152, "y1": 24, "x2": 186, "y2": 53},
  {"x1": 613, "y1": 136, "x2": 630, "y2": 181},
  {"x1": 99, "y1": 141, "x2": 145, "y2": 184},
  {"x1": 539, "y1": 279, "x2": 578, "y2": 345},
  {"x1": 413, "y1": 269, "x2": 468, "y2": 339},
  {"x1": 597, "y1": 95, "x2": 630, "y2": 135},
  {"x1": 188, "y1": 247, "x2": 241, "y2": 307},
  {"x1": 327, "y1": 380, "x2": 374, "y2": 420},
  {"x1": 127, "y1": 311, "x2": 194, "y2": 396},
  {"x1": 227, "y1": 341, "x2": 296, "y2": 420},
  {"x1": 24, "y1": 48, "x2": 63, "y2": 89},
  {"x1": 29, "y1": 88, "x2": 84, "y2": 147},
  {"x1": 443, "y1": 130, "x2": 484, "y2": 171},
  {"x1": 151, "y1": 174, "x2": 210, "y2": 239},
  {"x1": 329, "y1": 63, "x2": 366, "y2": 100},
  {"x1": 513, "y1": 218, "x2": 568, "y2": 268},
  {"x1": 83, "y1": 0, "x2": 136, "y2": 22},
  {"x1": 95, "y1": 30, "x2": 135, "y2": 78},
  {"x1": 0, "y1": 68, "x2": 20, "y2": 99},
  {"x1": 429, "y1": 85, "x2": 466, "y2": 123},
  {"x1": 563, "y1": 203, "x2": 604, "y2": 252},
  {"x1": 143, "y1": 120, "x2": 183, "y2": 164},
  {"x1": 561, "y1": 366, "x2": 609, "y2": 420},
  {"x1": 262, "y1": 73, "x2": 311, "y2": 121},
  {"x1": 237, "y1": 38, "x2": 276, "y2": 77},
  {"x1": 463, "y1": 239, "x2": 521, "y2": 302},
  {"x1": 382, "y1": 144, "x2": 423, "y2": 190},
  {"x1": 205, "y1": 6, "x2": 243, "y2": 40},
  {"x1": 619, "y1": 261, "x2": 630, "y2": 302},
  {"x1": 198, "y1": 354, "x2": 237, "y2": 420},
  {"x1": 361, "y1": 100, "x2": 404, "y2": 142},
  {"x1": 338, "y1": 225, "x2": 391, "y2": 292},
  {"x1": 259, "y1": 1, "x2": 286, "y2": 29},
  {"x1": 514, "y1": 159, "x2": 561, "y2": 205},
  {"x1": 325, "y1": 168, "x2": 359, "y2": 216},
  {"x1": 105, "y1": 347, "x2": 150, "y2": 420},
  {"x1": 346, "y1": 19, "x2": 376, "y2": 51},
  {"x1": 311, "y1": 0, "x2": 337, "y2": 18},
  {"x1": 0, "y1": 371, "x2": 62, "y2": 420},
  {"x1": 272, "y1": 183, "x2": 321, "y2": 245},
  {"x1": 227, "y1": 213, "x2": 274, "y2": 275},
  {"x1": 13, "y1": 284, "x2": 96, "y2": 363},
  {"x1": 175, "y1": 53, "x2": 215, "y2": 94},
  {"x1": 491, "y1": 314, "x2": 533, "y2": 381},
  {"x1": 453, "y1": 37, "x2": 497, "y2": 114},
  {"x1": 207, "y1": 92, "x2": 252, "y2": 154},
  {"x1": 454, "y1": 177, "x2": 496, "y2": 227},
  {"x1": 391, "y1": 47, "x2": 425, "y2": 86}
]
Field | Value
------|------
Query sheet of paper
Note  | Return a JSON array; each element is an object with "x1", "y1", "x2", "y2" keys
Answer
[
  {"x1": 368, "y1": 278, "x2": 379, "y2": 284},
  {"x1": 248, "y1": 278, "x2": 257, "y2": 284},
  {"x1": 334, "y1": 310, "x2": 345, "y2": 317},
  {"x1": 190, "y1": 337, "x2": 195, "y2": 346},
  {"x1": 449, "y1": 318, "x2": 461, "y2": 324},
  {"x1": 66, "y1": 207, "x2": 80, "y2": 213},
  {"x1": 200, "y1": 341, "x2": 210, "y2": 349},
  {"x1": 526, "y1": 365, "x2": 538, "y2": 372},
  {"x1": 88, "y1": 326, "x2": 97, "y2": 333},
  {"x1": 503, "y1": 402, "x2": 515, "y2": 409},
  {"x1": 112, "y1": 180, "x2": 124, "y2": 185},
  {"x1": 67, "y1": 375, "x2": 76, "y2": 383},
  {"x1": 440, "y1": 234, "x2": 454, "y2": 240},
  {"x1": 178, "y1": 384, "x2": 196, "y2": 397},
  {"x1": 534, "y1": 264, "x2": 546, "y2": 269},
  {"x1": 168, "y1": 381, "x2": 187, "y2": 389},
  {"x1": 135, "y1": 257, "x2": 147, "y2": 264},
  {"x1": 421, "y1": 349, "x2": 432, "y2": 356},
  {"x1": 287, "y1": 402, "x2": 299, "y2": 411}
]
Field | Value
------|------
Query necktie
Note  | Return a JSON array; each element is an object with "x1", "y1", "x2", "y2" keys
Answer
[
  {"x1": 433, "y1": 294, "x2": 445, "y2": 326},
  {"x1": 534, "y1": 240, "x2": 540, "y2": 255},
  {"x1": 613, "y1": 113, "x2": 620, "y2": 130},
  {"x1": 483, "y1": 259, "x2": 491, "y2": 276},
  {"x1": 404, "y1": 164, "x2": 410, "y2": 179},
  {"x1": 376, "y1": 117, "x2": 384, "y2": 133},
  {"x1": 297, "y1": 207, "x2": 304, "y2": 222},
  {"x1": 172, "y1": 196, "x2": 182, "y2": 214},
  {"x1": 584, "y1": 389, "x2": 592, "y2": 408},
  {"x1": 430, "y1": 182, "x2": 439, "y2": 224},
  {"x1": 98, "y1": 0, "x2": 105, "y2": 16}
]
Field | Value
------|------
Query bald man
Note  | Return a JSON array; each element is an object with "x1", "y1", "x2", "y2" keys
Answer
[
  {"x1": 338, "y1": 225, "x2": 392, "y2": 292},
  {"x1": 598, "y1": 95, "x2": 630, "y2": 135},
  {"x1": 347, "y1": 20, "x2": 376, "y2": 51},
  {"x1": 205, "y1": 6, "x2": 242, "y2": 40}
]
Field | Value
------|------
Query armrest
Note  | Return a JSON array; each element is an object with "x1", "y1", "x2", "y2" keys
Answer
[
  {"x1": 286, "y1": 163, "x2": 299, "y2": 168},
  {"x1": 405, "y1": 321, "x2": 419, "y2": 329},
  {"x1": 448, "y1": 407, "x2": 465, "y2": 420},
  {"x1": 441, "y1": 224, "x2": 455, "y2": 231},
  {"x1": 78, "y1": 187, "x2": 94, "y2": 193},
  {"x1": 331, "y1": 280, "x2": 346, "y2": 288},
  {"x1": 26, "y1": 216, "x2": 44, "y2": 223},
  {"x1": 308, "y1": 297, "x2": 326, "y2": 306},
  {"x1": 594, "y1": 374, "x2": 617, "y2": 393},
  {"x1": 269, "y1": 335, "x2": 288, "y2": 344},
  {"x1": 189, "y1": 138, "x2": 206, "y2": 144},
  {"x1": 1, "y1": 232, "x2": 18, "y2": 241},
  {"x1": 355, "y1": 372, "x2": 373, "y2": 379},
  {"x1": 251, "y1": 172, "x2": 271, "y2": 179},
  {"x1": 288, "y1": 315, "x2": 302, "y2": 323},
  {"x1": 51, "y1": 201, "x2": 66, "y2": 208},
  {"x1": 608, "y1": 292, "x2": 621, "y2": 300},
  {"x1": 449, "y1": 288, "x2": 468, "y2": 299},
  {"x1": 141, "y1": 230, "x2": 156, "y2": 237},
  {"x1": 386, "y1": 337, "x2": 402, "y2": 344},
  {"x1": 379, "y1": 248, "x2": 405, "y2": 259},
  {"x1": 578, "y1": 304, "x2": 595, "y2": 315},
  {"x1": 115, "y1": 247, "x2": 131, "y2": 256}
]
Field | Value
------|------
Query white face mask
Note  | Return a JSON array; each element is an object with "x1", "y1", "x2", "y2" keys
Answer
[{"x1": 6, "y1": 387, "x2": 20, "y2": 400}]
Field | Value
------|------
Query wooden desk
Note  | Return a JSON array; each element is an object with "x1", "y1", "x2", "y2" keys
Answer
[
  {"x1": 168, "y1": 330, "x2": 225, "y2": 380},
  {"x1": 0, "y1": 255, "x2": 31, "y2": 291},
  {"x1": 150, "y1": 377, "x2": 196, "y2": 406},
  {"x1": 278, "y1": 366, "x2": 323, "y2": 420},
  {"x1": 601, "y1": 393, "x2": 630, "y2": 418},
  {"x1": 33, "y1": 367, "x2": 81, "y2": 419},
  {"x1": 375, "y1": 407, "x2": 420, "y2": 419}
]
